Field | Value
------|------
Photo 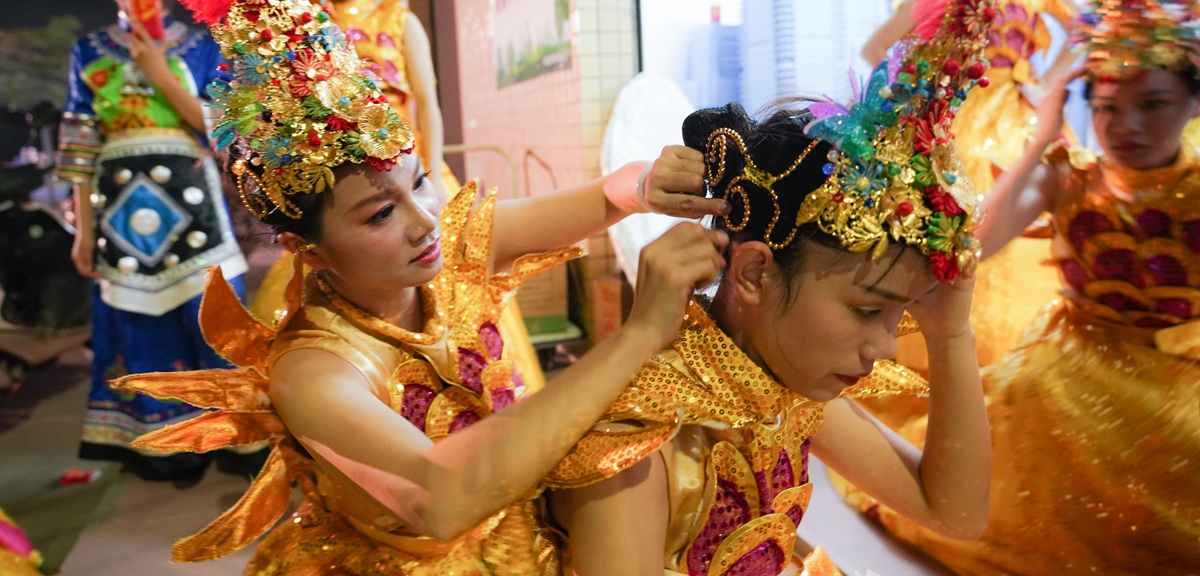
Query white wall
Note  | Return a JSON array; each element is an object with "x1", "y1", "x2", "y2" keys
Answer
[{"x1": 638, "y1": 0, "x2": 743, "y2": 91}]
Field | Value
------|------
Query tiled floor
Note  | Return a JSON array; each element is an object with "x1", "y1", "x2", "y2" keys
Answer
[{"x1": 4, "y1": 351, "x2": 950, "y2": 576}]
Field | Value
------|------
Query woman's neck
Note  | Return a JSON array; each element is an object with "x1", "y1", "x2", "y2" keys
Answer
[
  {"x1": 323, "y1": 273, "x2": 424, "y2": 332},
  {"x1": 708, "y1": 291, "x2": 770, "y2": 374}
]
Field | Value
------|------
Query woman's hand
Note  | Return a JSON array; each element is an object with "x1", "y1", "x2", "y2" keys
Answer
[
  {"x1": 71, "y1": 224, "x2": 101, "y2": 279},
  {"x1": 127, "y1": 19, "x2": 173, "y2": 86},
  {"x1": 640, "y1": 146, "x2": 730, "y2": 219},
  {"x1": 625, "y1": 223, "x2": 729, "y2": 349},
  {"x1": 906, "y1": 274, "x2": 976, "y2": 342},
  {"x1": 1030, "y1": 67, "x2": 1086, "y2": 147}
]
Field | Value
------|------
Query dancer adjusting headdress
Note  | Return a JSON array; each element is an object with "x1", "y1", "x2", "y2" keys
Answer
[
  {"x1": 696, "y1": 0, "x2": 994, "y2": 281},
  {"x1": 1074, "y1": 0, "x2": 1200, "y2": 80},
  {"x1": 109, "y1": 0, "x2": 580, "y2": 569},
  {"x1": 192, "y1": 0, "x2": 414, "y2": 218}
]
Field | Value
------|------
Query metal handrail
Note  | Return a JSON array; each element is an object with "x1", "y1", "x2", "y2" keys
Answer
[{"x1": 443, "y1": 143, "x2": 519, "y2": 199}]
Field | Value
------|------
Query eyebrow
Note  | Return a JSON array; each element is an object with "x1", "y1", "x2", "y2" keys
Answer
[
  {"x1": 1093, "y1": 90, "x2": 1174, "y2": 101},
  {"x1": 858, "y1": 283, "x2": 936, "y2": 303},
  {"x1": 859, "y1": 284, "x2": 909, "y2": 302},
  {"x1": 351, "y1": 189, "x2": 392, "y2": 212}
]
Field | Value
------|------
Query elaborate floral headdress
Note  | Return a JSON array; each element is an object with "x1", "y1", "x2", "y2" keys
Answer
[
  {"x1": 1074, "y1": 0, "x2": 1200, "y2": 80},
  {"x1": 183, "y1": 0, "x2": 414, "y2": 219},
  {"x1": 795, "y1": 0, "x2": 996, "y2": 281}
]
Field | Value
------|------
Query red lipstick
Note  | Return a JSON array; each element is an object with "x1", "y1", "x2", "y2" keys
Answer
[{"x1": 411, "y1": 238, "x2": 441, "y2": 265}]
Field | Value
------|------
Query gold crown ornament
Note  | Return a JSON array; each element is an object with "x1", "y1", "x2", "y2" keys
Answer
[
  {"x1": 182, "y1": 0, "x2": 415, "y2": 219},
  {"x1": 1074, "y1": 0, "x2": 1200, "y2": 80},
  {"x1": 798, "y1": 0, "x2": 997, "y2": 281}
]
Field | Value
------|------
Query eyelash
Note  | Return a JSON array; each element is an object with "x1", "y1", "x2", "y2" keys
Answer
[
  {"x1": 851, "y1": 306, "x2": 882, "y2": 318},
  {"x1": 415, "y1": 171, "x2": 430, "y2": 188},
  {"x1": 367, "y1": 204, "x2": 394, "y2": 224}
]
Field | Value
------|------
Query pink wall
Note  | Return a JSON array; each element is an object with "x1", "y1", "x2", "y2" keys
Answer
[{"x1": 454, "y1": 0, "x2": 585, "y2": 199}]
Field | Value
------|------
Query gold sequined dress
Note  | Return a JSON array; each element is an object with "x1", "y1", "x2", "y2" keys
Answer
[
  {"x1": 544, "y1": 303, "x2": 928, "y2": 576},
  {"x1": 837, "y1": 144, "x2": 1200, "y2": 575},
  {"x1": 116, "y1": 185, "x2": 579, "y2": 575}
]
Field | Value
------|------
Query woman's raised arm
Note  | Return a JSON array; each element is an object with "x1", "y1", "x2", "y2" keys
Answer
[{"x1": 272, "y1": 223, "x2": 727, "y2": 542}]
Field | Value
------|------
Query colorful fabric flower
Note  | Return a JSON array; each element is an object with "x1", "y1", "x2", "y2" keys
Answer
[
  {"x1": 926, "y1": 212, "x2": 966, "y2": 253},
  {"x1": 839, "y1": 159, "x2": 887, "y2": 197},
  {"x1": 927, "y1": 187, "x2": 966, "y2": 217},
  {"x1": 356, "y1": 106, "x2": 411, "y2": 159},
  {"x1": 930, "y1": 250, "x2": 961, "y2": 282},
  {"x1": 234, "y1": 54, "x2": 269, "y2": 87},
  {"x1": 326, "y1": 116, "x2": 358, "y2": 132},
  {"x1": 258, "y1": 136, "x2": 292, "y2": 169}
]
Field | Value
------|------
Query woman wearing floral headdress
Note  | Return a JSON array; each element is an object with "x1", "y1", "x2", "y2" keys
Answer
[
  {"x1": 864, "y1": 0, "x2": 1080, "y2": 369},
  {"x1": 837, "y1": 1, "x2": 1200, "y2": 573},
  {"x1": 110, "y1": 0, "x2": 733, "y2": 573},
  {"x1": 542, "y1": 3, "x2": 996, "y2": 574},
  {"x1": 245, "y1": 0, "x2": 562, "y2": 398}
]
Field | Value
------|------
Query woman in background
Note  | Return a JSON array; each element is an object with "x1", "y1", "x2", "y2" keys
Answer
[{"x1": 838, "y1": 1, "x2": 1200, "y2": 573}]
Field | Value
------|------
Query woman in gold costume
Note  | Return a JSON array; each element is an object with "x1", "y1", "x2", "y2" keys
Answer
[
  {"x1": 248, "y1": 0, "x2": 554, "y2": 393},
  {"x1": 543, "y1": 4, "x2": 997, "y2": 574},
  {"x1": 865, "y1": 0, "x2": 1079, "y2": 366},
  {"x1": 111, "y1": 0, "x2": 732, "y2": 573},
  {"x1": 837, "y1": 1, "x2": 1200, "y2": 573}
]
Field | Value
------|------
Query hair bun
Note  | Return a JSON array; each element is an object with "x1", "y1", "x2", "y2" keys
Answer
[{"x1": 682, "y1": 103, "x2": 755, "y2": 153}]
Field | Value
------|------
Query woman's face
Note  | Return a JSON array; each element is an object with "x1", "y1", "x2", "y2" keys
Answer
[
  {"x1": 314, "y1": 156, "x2": 442, "y2": 294},
  {"x1": 1091, "y1": 69, "x2": 1200, "y2": 170},
  {"x1": 745, "y1": 244, "x2": 937, "y2": 402}
]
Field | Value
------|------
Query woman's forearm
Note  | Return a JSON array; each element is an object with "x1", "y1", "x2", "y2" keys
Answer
[
  {"x1": 491, "y1": 178, "x2": 627, "y2": 270},
  {"x1": 146, "y1": 70, "x2": 207, "y2": 133},
  {"x1": 282, "y1": 322, "x2": 664, "y2": 542},
  {"x1": 413, "y1": 322, "x2": 663, "y2": 539},
  {"x1": 917, "y1": 330, "x2": 991, "y2": 539},
  {"x1": 417, "y1": 99, "x2": 445, "y2": 185},
  {"x1": 977, "y1": 137, "x2": 1056, "y2": 258}
]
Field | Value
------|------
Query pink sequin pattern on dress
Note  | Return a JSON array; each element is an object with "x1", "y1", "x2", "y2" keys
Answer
[{"x1": 686, "y1": 478, "x2": 753, "y2": 575}]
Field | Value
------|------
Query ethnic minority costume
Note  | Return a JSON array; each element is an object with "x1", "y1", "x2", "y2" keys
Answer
[
  {"x1": 112, "y1": 0, "x2": 578, "y2": 572},
  {"x1": 546, "y1": 2, "x2": 993, "y2": 574},
  {"x1": 54, "y1": 17, "x2": 249, "y2": 471},
  {"x1": 115, "y1": 187, "x2": 577, "y2": 574},
  {"x1": 835, "y1": 2, "x2": 1200, "y2": 574},
  {"x1": 249, "y1": 0, "x2": 545, "y2": 395}
]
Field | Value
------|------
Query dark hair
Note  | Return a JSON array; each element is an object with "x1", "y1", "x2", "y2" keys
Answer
[
  {"x1": 683, "y1": 102, "x2": 855, "y2": 303},
  {"x1": 1083, "y1": 63, "x2": 1200, "y2": 99},
  {"x1": 222, "y1": 136, "x2": 332, "y2": 242}
]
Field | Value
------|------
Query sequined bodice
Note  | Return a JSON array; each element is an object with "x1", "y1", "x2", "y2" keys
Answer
[
  {"x1": 330, "y1": 0, "x2": 411, "y2": 100},
  {"x1": 984, "y1": 0, "x2": 1073, "y2": 80},
  {"x1": 1051, "y1": 147, "x2": 1200, "y2": 328},
  {"x1": 545, "y1": 303, "x2": 928, "y2": 575}
]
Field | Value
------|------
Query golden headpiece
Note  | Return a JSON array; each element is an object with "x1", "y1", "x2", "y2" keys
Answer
[
  {"x1": 183, "y1": 0, "x2": 414, "y2": 218},
  {"x1": 1074, "y1": 0, "x2": 1200, "y2": 80},
  {"x1": 688, "y1": 0, "x2": 994, "y2": 282}
]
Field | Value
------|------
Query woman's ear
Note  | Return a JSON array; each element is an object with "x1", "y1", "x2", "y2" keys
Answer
[
  {"x1": 727, "y1": 241, "x2": 775, "y2": 307},
  {"x1": 278, "y1": 232, "x2": 329, "y2": 271}
]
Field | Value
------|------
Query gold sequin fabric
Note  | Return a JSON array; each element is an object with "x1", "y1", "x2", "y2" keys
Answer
[
  {"x1": 111, "y1": 185, "x2": 578, "y2": 573},
  {"x1": 835, "y1": 145, "x2": 1200, "y2": 575},
  {"x1": 546, "y1": 303, "x2": 928, "y2": 575}
]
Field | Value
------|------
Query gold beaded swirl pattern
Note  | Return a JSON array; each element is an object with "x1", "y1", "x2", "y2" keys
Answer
[{"x1": 705, "y1": 128, "x2": 820, "y2": 248}]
